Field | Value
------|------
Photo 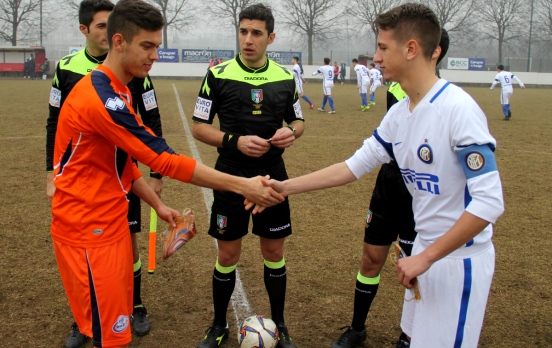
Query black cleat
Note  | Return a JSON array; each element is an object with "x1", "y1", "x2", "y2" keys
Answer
[
  {"x1": 330, "y1": 326, "x2": 367, "y2": 348},
  {"x1": 276, "y1": 323, "x2": 297, "y2": 348},
  {"x1": 131, "y1": 306, "x2": 150, "y2": 336},
  {"x1": 395, "y1": 332, "x2": 411, "y2": 348},
  {"x1": 197, "y1": 325, "x2": 229, "y2": 348},
  {"x1": 508, "y1": 109, "x2": 512, "y2": 118},
  {"x1": 65, "y1": 322, "x2": 89, "y2": 348}
]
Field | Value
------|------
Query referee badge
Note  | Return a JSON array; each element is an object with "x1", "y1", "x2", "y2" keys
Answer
[
  {"x1": 217, "y1": 214, "x2": 227, "y2": 233},
  {"x1": 365, "y1": 210, "x2": 372, "y2": 228},
  {"x1": 251, "y1": 89, "x2": 263, "y2": 109}
]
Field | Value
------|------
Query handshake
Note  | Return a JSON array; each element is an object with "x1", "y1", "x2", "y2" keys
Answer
[{"x1": 244, "y1": 176, "x2": 288, "y2": 214}]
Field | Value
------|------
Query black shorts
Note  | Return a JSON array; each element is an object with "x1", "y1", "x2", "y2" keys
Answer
[
  {"x1": 127, "y1": 192, "x2": 141, "y2": 234},
  {"x1": 364, "y1": 162, "x2": 416, "y2": 255},
  {"x1": 208, "y1": 159, "x2": 292, "y2": 241}
]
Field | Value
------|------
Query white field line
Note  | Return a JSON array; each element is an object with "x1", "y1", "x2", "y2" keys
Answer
[{"x1": 172, "y1": 84, "x2": 253, "y2": 328}]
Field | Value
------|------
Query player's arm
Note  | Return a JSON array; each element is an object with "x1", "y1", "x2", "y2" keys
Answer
[
  {"x1": 132, "y1": 174, "x2": 178, "y2": 226},
  {"x1": 512, "y1": 75, "x2": 525, "y2": 88},
  {"x1": 312, "y1": 69, "x2": 321, "y2": 76},
  {"x1": 45, "y1": 62, "x2": 64, "y2": 199},
  {"x1": 490, "y1": 75, "x2": 499, "y2": 89}
]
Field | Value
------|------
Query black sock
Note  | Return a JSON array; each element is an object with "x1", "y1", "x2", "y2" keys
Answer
[
  {"x1": 264, "y1": 261, "x2": 287, "y2": 325},
  {"x1": 133, "y1": 259, "x2": 142, "y2": 307},
  {"x1": 212, "y1": 268, "x2": 236, "y2": 327},
  {"x1": 351, "y1": 280, "x2": 379, "y2": 332}
]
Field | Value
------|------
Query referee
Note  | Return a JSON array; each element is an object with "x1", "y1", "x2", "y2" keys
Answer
[{"x1": 192, "y1": 4, "x2": 303, "y2": 348}]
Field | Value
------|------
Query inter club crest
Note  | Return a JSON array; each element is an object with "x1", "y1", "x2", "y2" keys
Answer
[{"x1": 251, "y1": 89, "x2": 263, "y2": 104}]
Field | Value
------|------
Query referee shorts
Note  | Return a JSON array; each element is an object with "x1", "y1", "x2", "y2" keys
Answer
[
  {"x1": 364, "y1": 162, "x2": 416, "y2": 255},
  {"x1": 208, "y1": 159, "x2": 292, "y2": 241},
  {"x1": 127, "y1": 192, "x2": 141, "y2": 233}
]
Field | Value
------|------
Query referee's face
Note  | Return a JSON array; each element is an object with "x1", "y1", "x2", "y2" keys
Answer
[{"x1": 239, "y1": 19, "x2": 275, "y2": 68}]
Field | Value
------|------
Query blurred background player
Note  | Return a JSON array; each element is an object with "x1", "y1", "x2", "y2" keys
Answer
[
  {"x1": 352, "y1": 58, "x2": 370, "y2": 111},
  {"x1": 330, "y1": 28, "x2": 450, "y2": 348},
  {"x1": 292, "y1": 56, "x2": 314, "y2": 109},
  {"x1": 313, "y1": 57, "x2": 336, "y2": 114},
  {"x1": 191, "y1": 4, "x2": 303, "y2": 348},
  {"x1": 340, "y1": 61, "x2": 346, "y2": 85},
  {"x1": 45, "y1": 0, "x2": 164, "y2": 345},
  {"x1": 333, "y1": 61, "x2": 341, "y2": 85},
  {"x1": 368, "y1": 63, "x2": 382, "y2": 105},
  {"x1": 490, "y1": 64, "x2": 525, "y2": 120}
]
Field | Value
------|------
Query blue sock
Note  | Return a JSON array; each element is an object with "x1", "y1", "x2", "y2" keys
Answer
[
  {"x1": 322, "y1": 96, "x2": 327, "y2": 109},
  {"x1": 328, "y1": 97, "x2": 335, "y2": 111},
  {"x1": 370, "y1": 94, "x2": 375, "y2": 102},
  {"x1": 502, "y1": 105, "x2": 508, "y2": 116},
  {"x1": 302, "y1": 95, "x2": 312, "y2": 104},
  {"x1": 361, "y1": 94, "x2": 367, "y2": 106}
]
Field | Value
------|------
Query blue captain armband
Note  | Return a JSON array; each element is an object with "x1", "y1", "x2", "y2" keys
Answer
[{"x1": 457, "y1": 144, "x2": 497, "y2": 179}]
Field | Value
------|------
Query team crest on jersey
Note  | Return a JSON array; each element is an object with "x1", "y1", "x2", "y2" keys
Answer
[
  {"x1": 365, "y1": 210, "x2": 372, "y2": 228},
  {"x1": 217, "y1": 214, "x2": 227, "y2": 233},
  {"x1": 105, "y1": 97, "x2": 125, "y2": 111},
  {"x1": 112, "y1": 315, "x2": 129, "y2": 333},
  {"x1": 466, "y1": 151, "x2": 485, "y2": 171},
  {"x1": 417, "y1": 143, "x2": 433, "y2": 164},
  {"x1": 251, "y1": 89, "x2": 263, "y2": 104}
]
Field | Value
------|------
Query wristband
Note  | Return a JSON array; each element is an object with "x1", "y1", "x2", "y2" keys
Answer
[
  {"x1": 149, "y1": 170, "x2": 162, "y2": 179},
  {"x1": 222, "y1": 133, "x2": 240, "y2": 150},
  {"x1": 287, "y1": 124, "x2": 296, "y2": 136}
]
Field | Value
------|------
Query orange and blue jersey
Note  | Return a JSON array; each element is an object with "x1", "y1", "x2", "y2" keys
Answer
[{"x1": 52, "y1": 64, "x2": 196, "y2": 248}]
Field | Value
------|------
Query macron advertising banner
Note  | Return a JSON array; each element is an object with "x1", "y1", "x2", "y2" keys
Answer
[
  {"x1": 181, "y1": 49, "x2": 234, "y2": 63},
  {"x1": 468, "y1": 58, "x2": 486, "y2": 71},
  {"x1": 157, "y1": 49, "x2": 179, "y2": 63},
  {"x1": 267, "y1": 51, "x2": 302, "y2": 65}
]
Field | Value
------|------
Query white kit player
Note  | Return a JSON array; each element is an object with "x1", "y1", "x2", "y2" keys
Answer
[
  {"x1": 352, "y1": 58, "x2": 370, "y2": 111},
  {"x1": 292, "y1": 56, "x2": 314, "y2": 109},
  {"x1": 265, "y1": 4, "x2": 504, "y2": 348},
  {"x1": 368, "y1": 63, "x2": 382, "y2": 105},
  {"x1": 490, "y1": 64, "x2": 525, "y2": 120},
  {"x1": 312, "y1": 57, "x2": 336, "y2": 113}
]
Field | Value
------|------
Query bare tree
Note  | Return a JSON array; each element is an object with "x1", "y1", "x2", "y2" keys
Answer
[
  {"x1": 277, "y1": 0, "x2": 344, "y2": 65},
  {"x1": 206, "y1": 0, "x2": 257, "y2": 54},
  {"x1": 0, "y1": 0, "x2": 41, "y2": 45},
  {"x1": 149, "y1": 0, "x2": 197, "y2": 48},
  {"x1": 477, "y1": 0, "x2": 526, "y2": 63},
  {"x1": 346, "y1": 0, "x2": 402, "y2": 52},
  {"x1": 535, "y1": 0, "x2": 552, "y2": 44}
]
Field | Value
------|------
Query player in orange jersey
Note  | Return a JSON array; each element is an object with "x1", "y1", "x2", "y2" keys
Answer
[{"x1": 51, "y1": 1, "x2": 283, "y2": 347}]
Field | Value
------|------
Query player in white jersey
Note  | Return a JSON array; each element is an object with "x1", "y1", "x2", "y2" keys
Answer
[
  {"x1": 261, "y1": 4, "x2": 504, "y2": 348},
  {"x1": 312, "y1": 57, "x2": 336, "y2": 113},
  {"x1": 352, "y1": 58, "x2": 370, "y2": 111},
  {"x1": 490, "y1": 64, "x2": 525, "y2": 120},
  {"x1": 368, "y1": 63, "x2": 382, "y2": 105},
  {"x1": 292, "y1": 56, "x2": 314, "y2": 109}
]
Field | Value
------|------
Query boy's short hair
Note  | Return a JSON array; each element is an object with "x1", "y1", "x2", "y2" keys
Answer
[
  {"x1": 352, "y1": 58, "x2": 358, "y2": 63},
  {"x1": 79, "y1": 0, "x2": 114, "y2": 28},
  {"x1": 324, "y1": 57, "x2": 330, "y2": 65},
  {"x1": 374, "y1": 3, "x2": 441, "y2": 61},
  {"x1": 239, "y1": 3, "x2": 275, "y2": 34},
  {"x1": 497, "y1": 64, "x2": 505, "y2": 70},
  {"x1": 107, "y1": 0, "x2": 165, "y2": 47}
]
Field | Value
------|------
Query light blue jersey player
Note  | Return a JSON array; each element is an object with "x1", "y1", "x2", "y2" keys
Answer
[
  {"x1": 490, "y1": 64, "x2": 525, "y2": 120},
  {"x1": 292, "y1": 56, "x2": 314, "y2": 109},
  {"x1": 352, "y1": 58, "x2": 370, "y2": 111},
  {"x1": 368, "y1": 63, "x2": 382, "y2": 105},
  {"x1": 312, "y1": 57, "x2": 336, "y2": 113}
]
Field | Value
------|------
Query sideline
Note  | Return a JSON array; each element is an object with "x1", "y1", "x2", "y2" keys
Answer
[{"x1": 172, "y1": 84, "x2": 253, "y2": 328}]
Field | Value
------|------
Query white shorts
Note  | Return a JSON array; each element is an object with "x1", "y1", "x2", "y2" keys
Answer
[
  {"x1": 296, "y1": 82, "x2": 304, "y2": 94},
  {"x1": 500, "y1": 88, "x2": 513, "y2": 105},
  {"x1": 359, "y1": 83, "x2": 369, "y2": 94},
  {"x1": 323, "y1": 84, "x2": 333, "y2": 95},
  {"x1": 370, "y1": 81, "x2": 381, "y2": 93},
  {"x1": 401, "y1": 240, "x2": 495, "y2": 348}
]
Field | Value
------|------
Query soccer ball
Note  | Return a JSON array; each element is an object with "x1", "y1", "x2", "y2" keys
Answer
[{"x1": 237, "y1": 315, "x2": 279, "y2": 348}]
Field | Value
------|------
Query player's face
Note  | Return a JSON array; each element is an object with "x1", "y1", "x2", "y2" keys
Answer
[
  {"x1": 239, "y1": 19, "x2": 275, "y2": 68},
  {"x1": 374, "y1": 29, "x2": 405, "y2": 83},
  {"x1": 80, "y1": 10, "x2": 110, "y2": 56},
  {"x1": 120, "y1": 29, "x2": 162, "y2": 79}
]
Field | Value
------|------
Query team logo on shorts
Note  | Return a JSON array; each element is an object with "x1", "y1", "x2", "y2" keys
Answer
[
  {"x1": 217, "y1": 214, "x2": 227, "y2": 233},
  {"x1": 417, "y1": 143, "x2": 433, "y2": 164},
  {"x1": 466, "y1": 151, "x2": 485, "y2": 171},
  {"x1": 251, "y1": 89, "x2": 263, "y2": 109},
  {"x1": 365, "y1": 210, "x2": 372, "y2": 228},
  {"x1": 112, "y1": 315, "x2": 129, "y2": 333}
]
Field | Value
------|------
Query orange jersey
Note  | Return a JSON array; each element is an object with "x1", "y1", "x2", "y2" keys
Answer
[{"x1": 52, "y1": 64, "x2": 196, "y2": 248}]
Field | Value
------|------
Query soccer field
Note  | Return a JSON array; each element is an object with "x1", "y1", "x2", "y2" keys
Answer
[{"x1": 0, "y1": 78, "x2": 550, "y2": 347}]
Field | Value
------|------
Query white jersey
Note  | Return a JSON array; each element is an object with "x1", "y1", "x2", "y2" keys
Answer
[
  {"x1": 313, "y1": 65, "x2": 334, "y2": 86},
  {"x1": 354, "y1": 64, "x2": 370, "y2": 85},
  {"x1": 369, "y1": 68, "x2": 382, "y2": 84},
  {"x1": 345, "y1": 79, "x2": 504, "y2": 247},
  {"x1": 491, "y1": 70, "x2": 524, "y2": 91},
  {"x1": 292, "y1": 63, "x2": 303, "y2": 89}
]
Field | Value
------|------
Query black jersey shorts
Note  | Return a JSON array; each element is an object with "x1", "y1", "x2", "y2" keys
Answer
[
  {"x1": 127, "y1": 192, "x2": 141, "y2": 234},
  {"x1": 208, "y1": 159, "x2": 292, "y2": 242},
  {"x1": 364, "y1": 162, "x2": 416, "y2": 255}
]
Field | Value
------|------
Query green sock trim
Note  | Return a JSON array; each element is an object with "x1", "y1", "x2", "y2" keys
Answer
[
  {"x1": 134, "y1": 259, "x2": 142, "y2": 272},
  {"x1": 264, "y1": 258, "x2": 285, "y2": 269},
  {"x1": 215, "y1": 258, "x2": 237, "y2": 274},
  {"x1": 357, "y1": 271, "x2": 380, "y2": 285}
]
